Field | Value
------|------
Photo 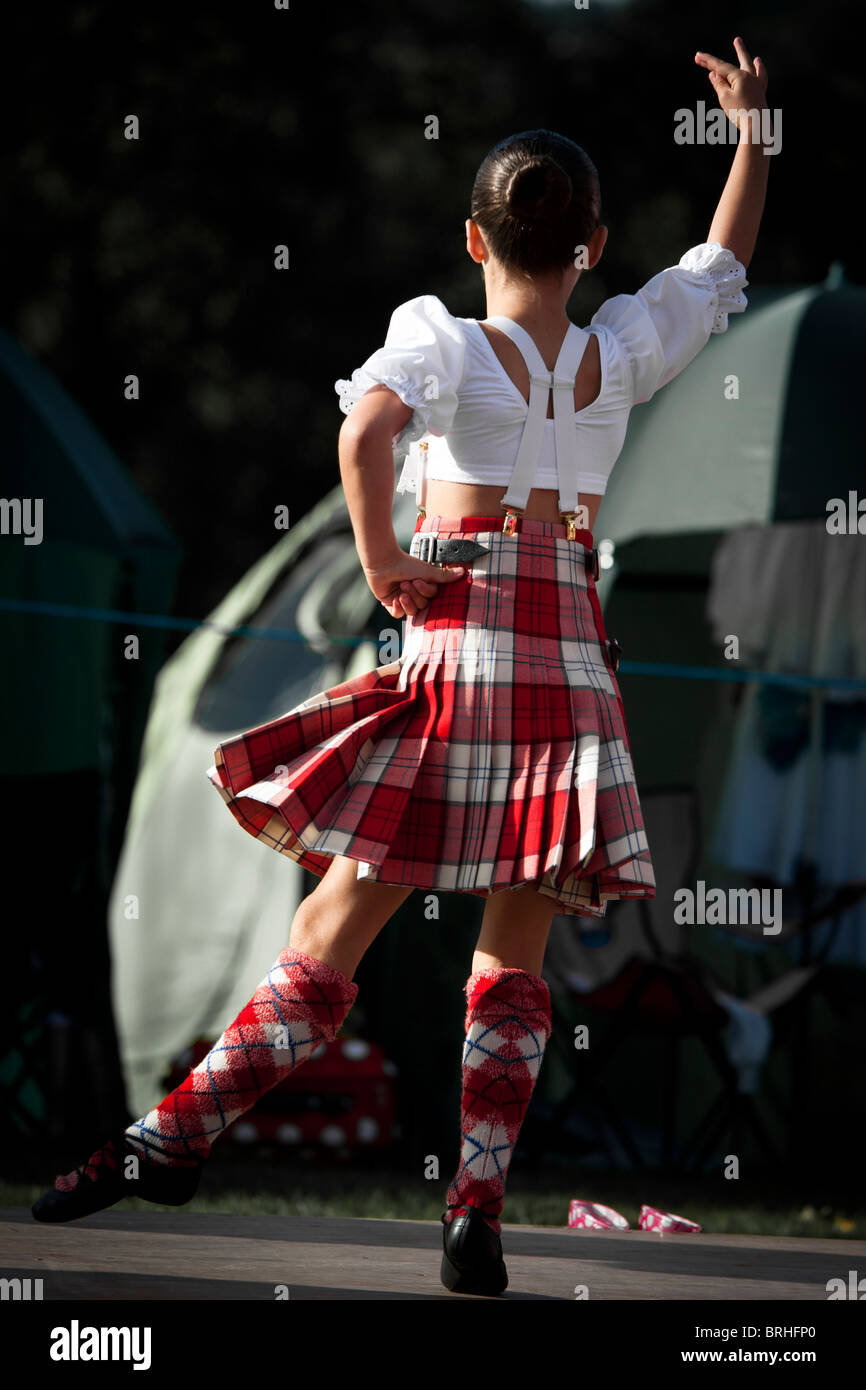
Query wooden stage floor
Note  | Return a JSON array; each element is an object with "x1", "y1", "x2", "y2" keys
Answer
[{"x1": 3, "y1": 1207, "x2": 864, "y2": 1301}]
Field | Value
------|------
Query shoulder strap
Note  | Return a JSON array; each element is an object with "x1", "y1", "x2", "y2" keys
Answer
[
  {"x1": 484, "y1": 315, "x2": 549, "y2": 376},
  {"x1": 551, "y1": 324, "x2": 590, "y2": 513},
  {"x1": 485, "y1": 318, "x2": 589, "y2": 513}
]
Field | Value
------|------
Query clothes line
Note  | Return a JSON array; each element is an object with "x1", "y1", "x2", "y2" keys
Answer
[
  {"x1": 615, "y1": 659, "x2": 866, "y2": 692},
  {"x1": 3, "y1": 595, "x2": 866, "y2": 692}
]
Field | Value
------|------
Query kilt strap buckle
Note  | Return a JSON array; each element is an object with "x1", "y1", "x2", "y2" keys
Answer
[
  {"x1": 607, "y1": 637, "x2": 622, "y2": 672},
  {"x1": 502, "y1": 507, "x2": 522, "y2": 537},
  {"x1": 561, "y1": 510, "x2": 580, "y2": 540},
  {"x1": 410, "y1": 535, "x2": 489, "y2": 565}
]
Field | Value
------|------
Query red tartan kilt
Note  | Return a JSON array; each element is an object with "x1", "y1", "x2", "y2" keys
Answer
[{"x1": 206, "y1": 514, "x2": 655, "y2": 917}]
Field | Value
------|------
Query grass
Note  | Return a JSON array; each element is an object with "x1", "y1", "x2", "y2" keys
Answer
[{"x1": 4, "y1": 1147, "x2": 864, "y2": 1238}]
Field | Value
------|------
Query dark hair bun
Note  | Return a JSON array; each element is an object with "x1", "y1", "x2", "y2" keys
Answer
[{"x1": 505, "y1": 156, "x2": 573, "y2": 222}]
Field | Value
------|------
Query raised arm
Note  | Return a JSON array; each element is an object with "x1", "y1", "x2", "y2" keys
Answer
[{"x1": 694, "y1": 37, "x2": 771, "y2": 270}]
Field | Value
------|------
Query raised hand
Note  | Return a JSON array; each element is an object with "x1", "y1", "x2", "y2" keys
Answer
[{"x1": 695, "y1": 37, "x2": 769, "y2": 137}]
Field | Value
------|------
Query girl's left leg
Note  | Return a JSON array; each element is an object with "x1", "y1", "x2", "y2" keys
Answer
[
  {"x1": 33, "y1": 857, "x2": 413, "y2": 1222},
  {"x1": 126, "y1": 857, "x2": 413, "y2": 1166},
  {"x1": 443, "y1": 884, "x2": 557, "y2": 1234}
]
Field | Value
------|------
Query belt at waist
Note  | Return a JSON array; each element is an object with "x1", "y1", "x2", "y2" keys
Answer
[{"x1": 410, "y1": 516, "x2": 600, "y2": 582}]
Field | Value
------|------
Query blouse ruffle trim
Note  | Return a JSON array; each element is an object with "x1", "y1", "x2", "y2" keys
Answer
[
  {"x1": 677, "y1": 241, "x2": 749, "y2": 333},
  {"x1": 334, "y1": 366, "x2": 435, "y2": 462}
]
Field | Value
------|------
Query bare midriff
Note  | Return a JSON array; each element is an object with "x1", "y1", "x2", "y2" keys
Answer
[{"x1": 423, "y1": 479, "x2": 602, "y2": 533}]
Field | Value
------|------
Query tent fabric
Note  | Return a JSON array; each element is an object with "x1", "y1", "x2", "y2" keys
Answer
[
  {"x1": 0, "y1": 329, "x2": 181, "y2": 778},
  {"x1": 774, "y1": 286, "x2": 866, "y2": 518},
  {"x1": 593, "y1": 287, "x2": 817, "y2": 547},
  {"x1": 0, "y1": 328, "x2": 184, "y2": 1137},
  {"x1": 0, "y1": 329, "x2": 178, "y2": 550},
  {"x1": 0, "y1": 540, "x2": 120, "y2": 775}
]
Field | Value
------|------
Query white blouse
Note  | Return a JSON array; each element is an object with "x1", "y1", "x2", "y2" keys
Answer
[{"x1": 334, "y1": 242, "x2": 748, "y2": 499}]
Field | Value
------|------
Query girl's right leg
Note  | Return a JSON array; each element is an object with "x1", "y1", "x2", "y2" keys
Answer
[
  {"x1": 443, "y1": 884, "x2": 556, "y2": 1238},
  {"x1": 32, "y1": 856, "x2": 413, "y2": 1222}
]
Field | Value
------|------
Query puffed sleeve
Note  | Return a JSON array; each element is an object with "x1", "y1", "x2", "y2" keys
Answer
[
  {"x1": 334, "y1": 294, "x2": 466, "y2": 464},
  {"x1": 590, "y1": 242, "x2": 748, "y2": 405}
]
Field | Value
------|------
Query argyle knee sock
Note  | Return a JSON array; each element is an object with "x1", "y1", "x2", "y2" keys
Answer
[
  {"x1": 443, "y1": 967, "x2": 551, "y2": 1236},
  {"x1": 123, "y1": 947, "x2": 358, "y2": 1166}
]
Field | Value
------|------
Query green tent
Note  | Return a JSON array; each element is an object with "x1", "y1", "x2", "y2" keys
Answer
[
  {"x1": 595, "y1": 266, "x2": 863, "y2": 547},
  {"x1": 0, "y1": 329, "x2": 182, "y2": 1156},
  {"x1": 0, "y1": 329, "x2": 181, "y2": 788}
]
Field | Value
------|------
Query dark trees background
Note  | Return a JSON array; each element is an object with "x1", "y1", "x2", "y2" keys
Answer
[{"x1": 6, "y1": 0, "x2": 856, "y2": 629}]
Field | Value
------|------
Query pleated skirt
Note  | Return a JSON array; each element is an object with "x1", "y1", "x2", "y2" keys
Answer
[{"x1": 206, "y1": 513, "x2": 656, "y2": 917}]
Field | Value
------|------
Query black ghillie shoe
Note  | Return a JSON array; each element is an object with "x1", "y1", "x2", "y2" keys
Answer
[
  {"x1": 440, "y1": 1204, "x2": 508, "y2": 1296},
  {"x1": 31, "y1": 1131, "x2": 204, "y2": 1224}
]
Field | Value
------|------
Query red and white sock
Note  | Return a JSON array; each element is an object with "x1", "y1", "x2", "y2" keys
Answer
[
  {"x1": 443, "y1": 967, "x2": 552, "y2": 1236},
  {"x1": 124, "y1": 948, "x2": 358, "y2": 1165}
]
